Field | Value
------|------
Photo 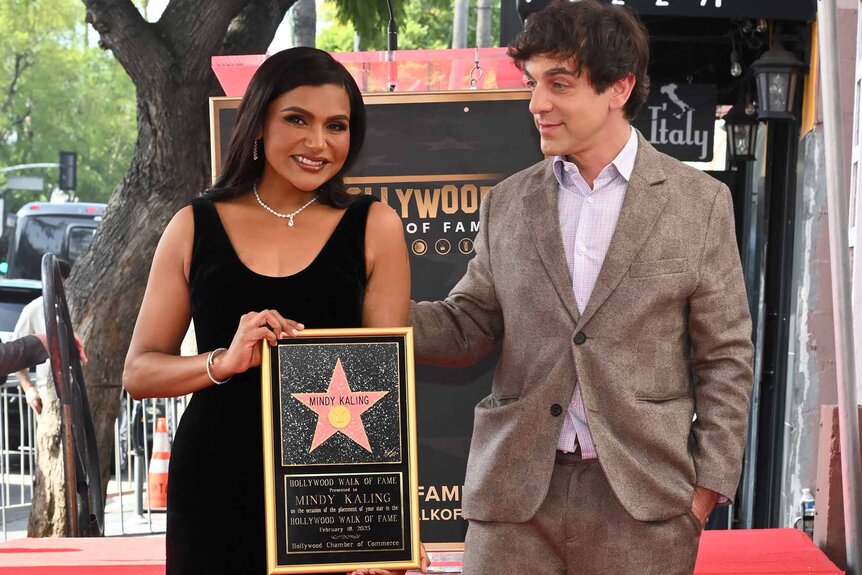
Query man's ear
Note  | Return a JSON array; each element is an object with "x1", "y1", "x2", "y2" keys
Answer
[{"x1": 610, "y1": 73, "x2": 636, "y2": 112}]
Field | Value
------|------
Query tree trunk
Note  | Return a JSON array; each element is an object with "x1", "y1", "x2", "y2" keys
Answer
[
  {"x1": 27, "y1": 389, "x2": 66, "y2": 536},
  {"x1": 67, "y1": 79, "x2": 214, "y2": 509},
  {"x1": 21, "y1": 0, "x2": 297, "y2": 537},
  {"x1": 292, "y1": 0, "x2": 316, "y2": 48},
  {"x1": 476, "y1": 0, "x2": 493, "y2": 48},
  {"x1": 452, "y1": 0, "x2": 469, "y2": 48}
]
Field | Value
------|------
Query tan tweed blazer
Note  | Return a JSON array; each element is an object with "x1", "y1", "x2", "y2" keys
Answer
[{"x1": 411, "y1": 132, "x2": 754, "y2": 523}]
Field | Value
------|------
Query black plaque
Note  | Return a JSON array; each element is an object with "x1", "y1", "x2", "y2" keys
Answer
[{"x1": 261, "y1": 328, "x2": 420, "y2": 574}]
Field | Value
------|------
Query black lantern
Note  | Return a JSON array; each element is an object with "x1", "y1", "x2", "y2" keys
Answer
[
  {"x1": 517, "y1": 0, "x2": 551, "y2": 22},
  {"x1": 724, "y1": 101, "x2": 759, "y2": 162},
  {"x1": 751, "y1": 43, "x2": 806, "y2": 121}
]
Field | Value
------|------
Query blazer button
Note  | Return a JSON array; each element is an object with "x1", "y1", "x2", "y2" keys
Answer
[
  {"x1": 573, "y1": 332, "x2": 587, "y2": 345},
  {"x1": 550, "y1": 404, "x2": 563, "y2": 417}
]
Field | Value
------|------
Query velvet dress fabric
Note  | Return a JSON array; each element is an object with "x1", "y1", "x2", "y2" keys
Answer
[{"x1": 165, "y1": 194, "x2": 375, "y2": 575}]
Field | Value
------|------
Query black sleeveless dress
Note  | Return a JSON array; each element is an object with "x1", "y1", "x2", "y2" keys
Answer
[{"x1": 166, "y1": 194, "x2": 376, "y2": 575}]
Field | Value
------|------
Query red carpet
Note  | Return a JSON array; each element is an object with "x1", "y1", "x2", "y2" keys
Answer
[
  {"x1": 0, "y1": 528, "x2": 842, "y2": 574},
  {"x1": 0, "y1": 535, "x2": 161, "y2": 574},
  {"x1": 694, "y1": 529, "x2": 842, "y2": 574}
]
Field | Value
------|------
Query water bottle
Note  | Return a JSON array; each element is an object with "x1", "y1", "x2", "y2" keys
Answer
[{"x1": 800, "y1": 488, "x2": 815, "y2": 538}]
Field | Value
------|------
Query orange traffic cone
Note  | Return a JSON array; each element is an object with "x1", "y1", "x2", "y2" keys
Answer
[{"x1": 146, "y1": 416, "x2": 170, "y2": 511}]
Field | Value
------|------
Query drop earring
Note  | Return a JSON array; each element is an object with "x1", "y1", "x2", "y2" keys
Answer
[{"x1": 253, "y1": 139, "x2": 259, "y2": 161}]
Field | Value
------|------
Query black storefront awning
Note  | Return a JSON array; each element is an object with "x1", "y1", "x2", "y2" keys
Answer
[{"x1": 598, "y1": 0, "x2": 815, "y2": 21}]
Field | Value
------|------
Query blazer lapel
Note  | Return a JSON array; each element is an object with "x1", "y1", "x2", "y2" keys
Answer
[
  {"x1": 522, "y1": 161, "x2": 581, "y2": 324},
  {"x1": 577, "y1": 134, "x2": 669, "y2": 329}
]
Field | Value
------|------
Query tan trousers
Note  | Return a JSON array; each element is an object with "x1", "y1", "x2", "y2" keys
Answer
[{"x1": 463, "y1": 452, "x2": 702, "y2": 575}]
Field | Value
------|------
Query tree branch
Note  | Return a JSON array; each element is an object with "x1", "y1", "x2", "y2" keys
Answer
[
  {"x1": 0, "y1": 110, "x2": 32, "y2": 146},
  {"x1": 0, "y1": 54, "x2": 33, "y2": 145},
  {"x1": 220, "y1": 0, "x2": 298, "y2": 55},
  {"x1": 82, "y1": 0, "x2": 173, "y2": 87},
  {"x1": 204, "y1": 0, "x2": 296, "y2": 97},
  {"x1": 159, "y1": 0, "x2": 249, "y2": 77},
  {"x1": 1, "y1": 53, "x2": 32, "y2": 114}
]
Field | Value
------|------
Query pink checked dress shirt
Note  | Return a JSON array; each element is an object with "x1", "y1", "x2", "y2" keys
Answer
[{"x1": 554, "y1": 127, "x2": 639, "y2": 457}]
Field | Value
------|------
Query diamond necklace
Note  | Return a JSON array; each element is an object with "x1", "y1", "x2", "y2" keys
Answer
[{"x1": 253, "y1": 182, "x2": 318, "y2": 227}]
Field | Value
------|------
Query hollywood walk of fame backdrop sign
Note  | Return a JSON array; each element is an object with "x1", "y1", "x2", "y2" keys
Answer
[
  {"x1": 261, "y1": 328, "x2": 420, "y2": 574},
  {"x1": 212, "y1": 90, "x2": 543, "y2": 547}
]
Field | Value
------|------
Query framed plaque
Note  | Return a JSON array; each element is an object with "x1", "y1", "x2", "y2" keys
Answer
[{"x1": 261, "y1": 328, "x2": 421, "y2": 574}]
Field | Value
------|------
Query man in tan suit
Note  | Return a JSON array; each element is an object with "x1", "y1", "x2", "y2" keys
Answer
[{"x1": 411, "y1": 1, "x2": 754, "y2": 573}]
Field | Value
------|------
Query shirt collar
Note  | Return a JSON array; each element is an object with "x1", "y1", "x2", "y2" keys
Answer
[
  {"x1": 613, "y1": 126, "x2": 638, "y2": 182},
  {"x1": 552, "y1": 126, "x2": 638, "y2": 185}
]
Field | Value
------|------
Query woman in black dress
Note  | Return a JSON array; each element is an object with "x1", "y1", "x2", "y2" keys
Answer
[{"x1": 124, "y1": 47, "x2": 424, "y2": 575}]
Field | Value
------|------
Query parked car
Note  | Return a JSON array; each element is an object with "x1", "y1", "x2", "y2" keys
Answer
[
  {"x1": 4, "y1": 202, "x2": 105, "y2": 280},
  {"x1": 0, "y1": 278, "x2": 42, "y2": 344},
  {"x1": 0, "y1": 278, "x2": 42, "y2": 472}
]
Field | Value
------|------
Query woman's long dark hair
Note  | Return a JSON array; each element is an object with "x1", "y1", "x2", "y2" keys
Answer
[{"x1": 205, "y1": 47, "x2": 366, "y2": 208}]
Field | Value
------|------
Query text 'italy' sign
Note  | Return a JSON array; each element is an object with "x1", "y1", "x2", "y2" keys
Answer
[{"x1": 632, "y1": 83, "x2": 717, "y2": 162}]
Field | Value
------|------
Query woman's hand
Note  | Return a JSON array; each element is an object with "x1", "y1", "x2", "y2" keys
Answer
[
  {"x1": 347, "y1": 543, "x2": 429, "y2": 575},
  {"x1": 209, "y1": 309, "x2": 303, "y2": 381}
]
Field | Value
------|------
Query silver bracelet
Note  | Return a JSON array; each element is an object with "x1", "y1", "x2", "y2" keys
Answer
[{"x1": 206, "y1": 347, "x2": 230, "y2": 385}]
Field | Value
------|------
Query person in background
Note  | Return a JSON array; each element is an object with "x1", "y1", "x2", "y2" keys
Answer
[{"x1": 14, "y1": 259, "x2": 72, "y2": 416}]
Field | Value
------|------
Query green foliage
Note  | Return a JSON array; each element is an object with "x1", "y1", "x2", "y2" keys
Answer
[
  {"x1": 329, "y1": 0, "x2": 405, "y2": 49},
  {"x1": 317, "y1": 1, "x2": 356, "y2": 52},
  {"x1": 0, "y1": 0, "x2": 136, "y2": 208},
  {"x1": 398, "y1": 0, "x2": 452, "y2": 50},
  {"x1": 319, "y1": 0, "x2": 501, "y2": 52}
]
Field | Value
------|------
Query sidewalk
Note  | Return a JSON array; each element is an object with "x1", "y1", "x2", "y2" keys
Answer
[{"x1": 1, "y1": 477, "x2": 166, "y2": 541}]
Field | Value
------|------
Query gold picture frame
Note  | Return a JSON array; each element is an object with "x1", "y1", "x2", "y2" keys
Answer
[{"x1": 261, "y1": 328, "x2": 421, "y2": 574}]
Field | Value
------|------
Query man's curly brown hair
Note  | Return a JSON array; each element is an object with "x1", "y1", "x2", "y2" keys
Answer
[{"x1": 508, "y1": 0, "x2": 651, "y2": 120}]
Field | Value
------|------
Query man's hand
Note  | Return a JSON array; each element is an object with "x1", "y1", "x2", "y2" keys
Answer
[
  {"x1": 690, "y1": 486, "x2": 720, "y2": 528},
  {"x1": 347, "y1": 543, "x2": 429, "y2": 575},
  {"x1": 24, "y1": 387, "x2": 42, "y2": 415},
  {"x1": 73, "y1": 334, "x2": 88, "y2": 365}
]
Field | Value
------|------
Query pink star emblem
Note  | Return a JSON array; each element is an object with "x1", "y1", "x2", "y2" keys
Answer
[{"x1": 291, "y1": 358, "x2": 388, "y2": 452}]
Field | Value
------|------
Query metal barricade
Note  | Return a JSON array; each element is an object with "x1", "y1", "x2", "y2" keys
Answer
[
  {"x1": 0, "y1": 377, "x2": 37, "y2": 541},
  {"x1": 109, "y1": 394, "x2": 187, "y2": 536},
  {"x1": 0, "y1": 388, "x2": 187, "y2": 540}
]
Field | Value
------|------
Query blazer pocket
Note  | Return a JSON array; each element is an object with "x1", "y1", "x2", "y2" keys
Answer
[
  {"x1": 635, "y1": 390, "x2": 691, "y2": 402},
  {"x1": 685, "y1": 510, "x2": 705, "y2": 533},
  {"x1": 476, "y1": 394, "x2": 521, "y2": 409},
  {"x1": 629, "y1": 257, "x2": 688, "y2": 278},
  {"x1": 493, "y1": 395, "x2": 520, "y2": 408}
]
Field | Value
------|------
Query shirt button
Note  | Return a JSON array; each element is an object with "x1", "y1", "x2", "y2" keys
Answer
[
  {"x1": 586, "y1": 197, "x2": 594, "y2": 204},
  {"x1": 550, "y1": 404, "x2": 563, "y2": 417},
  {"x1": 573, "y1": 332, "x2": 587, "y2": 345},
  {"x1": 578, "y1": 244, "x2": 586, "y2": 254},
  {"x1": 564, "y1": 164, "x2": 573, "y2": 172}
]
